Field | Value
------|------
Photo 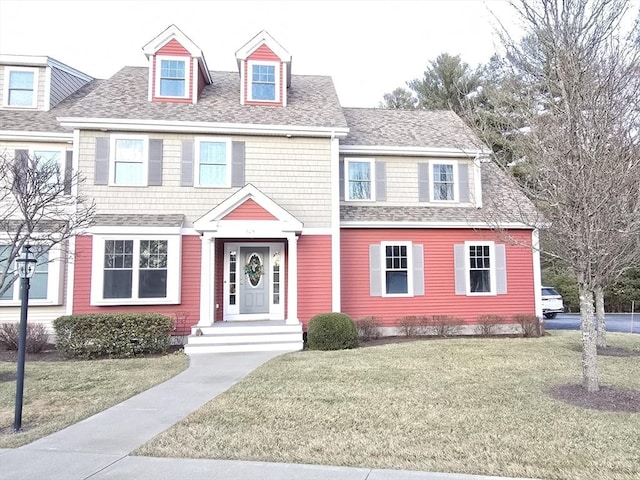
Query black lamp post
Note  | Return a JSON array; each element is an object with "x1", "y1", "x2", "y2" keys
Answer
[{"x1": 14, "y1": 244, "x2": 36, "y2": 432}]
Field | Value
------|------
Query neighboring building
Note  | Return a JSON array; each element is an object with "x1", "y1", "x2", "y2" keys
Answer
[
  {"x1": 0, "y1": 26, "x2": 541, "y2": 352},
  {"x1": 0, "y1": 54, "x2": 96, "y2": 325}
]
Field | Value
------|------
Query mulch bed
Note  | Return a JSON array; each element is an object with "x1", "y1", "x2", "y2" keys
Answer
[{"x1": 549, "y1": 384, "x2": 640, "y2": 413}]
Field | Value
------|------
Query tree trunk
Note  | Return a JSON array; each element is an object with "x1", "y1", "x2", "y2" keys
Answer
[
  {"x1": 579, "y1": 285, "x2": 599, "y2": 392},
  {"x1": 595, "y1": 286, "x2": 607, "y2": 348}
]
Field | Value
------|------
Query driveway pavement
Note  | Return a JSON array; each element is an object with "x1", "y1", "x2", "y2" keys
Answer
[
  {"x1": 0, "y1": 351, "x2": 536, "y2": 480},
  {"x1": 545, "y1": 313, "x2": 640, "y2": 333}
]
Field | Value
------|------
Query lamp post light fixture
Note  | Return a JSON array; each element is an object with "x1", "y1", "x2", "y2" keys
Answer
[{"x1": 14, "y1": 244, "x2": 37, "y2": 432}]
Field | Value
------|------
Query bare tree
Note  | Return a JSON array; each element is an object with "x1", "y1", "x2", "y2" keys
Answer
[
  {"x1": 481, "y1": 0, "x2": 640, "y2": 392},
  {"x1": 0, "y1": 151, "x2": 95, "y2": 297}
]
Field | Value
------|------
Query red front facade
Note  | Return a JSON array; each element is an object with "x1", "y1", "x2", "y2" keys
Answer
[{"x1": 341, "y1": 228, "x2": 535, "y2": 325}]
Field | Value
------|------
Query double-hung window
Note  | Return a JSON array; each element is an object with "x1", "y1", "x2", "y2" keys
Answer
[
  {"x1": 195, "y1": 138, "x2": 231, "y2": 187},
  {"x1": 33, "y1": 150, "x2": 63, "y2": 187},
  {"x1": 468, "y1": 243, "x2": 492, "y2": 293},
  {"x1": 454, "y1": 241, "x2": 506, "y2": 296},
  {"x1": 431, "y1": 162, "x2": 457, "y2": 201},
  {"x1": 111, "y1": 136, "x2": 147, "y2": 186},
  {"x1": 156, "y1": 57, "x2": 188, "y2": 98},
  {"x1": 4, "y1": 68, "x2": 37, "y2": 108},
  {"x1": 346, "y1": 159, "x2": 374, "y2": 201},
  {"x1": 370, "y1": 241, "x2": 424, "y2": 298},
  {"x1": 0, "y1": 244, "x2": 61, "y2": 304},
  {"x1": 384, "y1": 243, "x2": 410, "y2": 295},
  {"x1": 92, "y1": 235, "x2": 180, "y2": 305},
  {"x1": 249, "y1": 62, "x2": 278, "y2": 102}
]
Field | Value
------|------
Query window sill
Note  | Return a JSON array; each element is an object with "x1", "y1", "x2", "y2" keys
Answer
[
  {"x1": 0, "y1": 300, "x2": 63, "y2": 307},
  {"x1": 91, "y1": 298, "x2": 180, "y2": 307}
]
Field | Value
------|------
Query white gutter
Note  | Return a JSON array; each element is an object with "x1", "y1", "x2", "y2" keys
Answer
[
  {"x1": 57, "y1": 117, "x2": 350, "y2": 138},
  {"x1": 339, "y1": 145, "x2": 491, "y2": 158},
  {"x1": 340, "y1": 220, "x2": 535, "y2": 230},
  {"x1": 0, "y1": 130, "x2": 73, "y2": 143}
]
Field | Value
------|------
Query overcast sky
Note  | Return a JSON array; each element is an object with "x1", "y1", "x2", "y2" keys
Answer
[{"x1": 0, "y1": 0, "x2": 519, "y2": 107}]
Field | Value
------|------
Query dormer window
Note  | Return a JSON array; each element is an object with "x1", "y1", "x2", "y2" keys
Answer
[
  {"x1": 155, "y1": 56, "x2": 189, "y2": 99},
  {"x1": 250, "y1": 62, "x2": 277, "y2": 101},
  {"x1": 4, "y1": 67, "x2": 38, "y2": 108}
]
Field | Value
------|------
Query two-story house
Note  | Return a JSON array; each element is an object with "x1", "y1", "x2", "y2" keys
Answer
[{"x1": 1, "y1": 25, "x2": 540, "y2": 353}]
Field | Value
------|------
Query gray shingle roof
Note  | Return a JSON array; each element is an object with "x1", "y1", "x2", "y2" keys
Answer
[
  {"x1": 0, "y1": 80, "x2": 102, "y2": 133},
  {"x1": 62, "y1": 67, "x2": 348, "y2": 129},
  {"x1": 92, "y1": 214, "x2": 185, "y2": 228},
  {"x1": 341, "y1": 161, "x2": 538, "y2": 226},
  {"x1": 342, "y1": 108, "x2": 485, "y2": 151}
]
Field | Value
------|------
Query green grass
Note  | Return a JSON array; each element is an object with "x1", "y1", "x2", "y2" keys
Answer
[
  {"x1": 0, "y1": 351, "x2": 189, "y2": 448},
  {"x1": 136, "y1": 332, "x2": 640, "y2": 480}
]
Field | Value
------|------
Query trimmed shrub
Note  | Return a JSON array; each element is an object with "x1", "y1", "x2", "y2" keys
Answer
[
  {"x1": 429, "y1": 315, "x2": 460, "y2": 337},
  {"x1": 0, "y1": 322, "x2": 49, "y2": 353},
  {"x1": 307, "y1": 313, "x2": 358, "y2": 351},
  {"x1": 53, "y1": 313, "x2": 173, "y2": 359},
  {"x1": 398, "y1": 315, "x2": 427, "y2": 337},
  {"x1": 513, "y1": 313, "x2": 543, "y2": 338},
  {"x1": 476, "y1": 314, "x2": 506, "y2": 337},
  {"x1": 354, "y1": 316, "x2": 382, "y2": 341}
]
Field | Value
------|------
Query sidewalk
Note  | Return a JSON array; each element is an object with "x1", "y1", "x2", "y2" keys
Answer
[{"x1": 0, "y1": 351, "x2": 534, "y2": 480}]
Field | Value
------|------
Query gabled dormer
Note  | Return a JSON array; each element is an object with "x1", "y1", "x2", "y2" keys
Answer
[
  {"x1": 235, "y1": 30, "x2": 292, "y2": 107},
  {"x1": 0, "y1": 55, "x2": 93, "y2": 111},
  {"x1": 142, "y1": 25, "x2": 212, "y2": 104}
]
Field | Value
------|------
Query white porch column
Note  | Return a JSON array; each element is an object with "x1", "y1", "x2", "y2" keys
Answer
[
  {"x1": 286, "y1": 233, "x2": 299, "y2": 325},
  {"x1": 198, "y1": 235, "x2": 215, "y2": 326}
]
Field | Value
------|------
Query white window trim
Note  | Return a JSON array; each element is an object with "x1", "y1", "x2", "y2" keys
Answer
[
  {"x1": 345, "y1": 158, "x2": 376, "y2": 202},
  {"x1": 0, "y1": 243, "x2": 63, "y2": 306},
  {"x1": 90, "y1": 234, "x2": 181, "y2": 306},
  {"x1": 464, "y1": 240, "x2": 496, "y2": 296},
  {"x1": 109, "y1": 134, "x2": 148, "y2": 187},
  {"x1": 3, "y1": 66, "x2": 38, "y2": 108},
  {"x1": 194, "y1": 137, "x2": 232, "y2": 188},
  {"x1": 430, "y1": 160, "x2": 458, "y2": 203},
  {"x1": 381, "y1": 241, "x2": 413, "y2": 298},
  {"x1": 155, "y1": 55, "x2": 190, "y2": 99},
  {"x1": 247, "y1": 60, "x2": 280, "y2": 103}
]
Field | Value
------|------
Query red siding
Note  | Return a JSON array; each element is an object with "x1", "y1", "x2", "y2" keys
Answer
[
  {"x1": 152, "y1": 39, "x2": 194, "y2": 104},
  {"x1": 222, "y1": 199, "x2": 277, "y2": 220},
  {"x1": 157, "y1": 39, "x2": 190, "y2": 56},
  {"x1": 297, "y1": 235, "x2": 333, "y2": 326},
  {"x1": 340, "y1": 229, "x2": 535, "y2": 326},
  {"x1": 197, "y1": 63, "x2": 206, "y2": 96},
  {"x1": 73, "y1": 235, "x2": 201, "y2": 335},
  {"x1": 243, "y1": 44, "x2": 285, "y2": 107}
]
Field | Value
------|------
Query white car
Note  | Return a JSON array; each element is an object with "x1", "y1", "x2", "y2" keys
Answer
[{"x1": 542, "y1": 286, "x2": 564, "y2": 319}]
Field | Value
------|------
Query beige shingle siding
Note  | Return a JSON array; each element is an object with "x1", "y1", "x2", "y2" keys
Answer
[
  {"x1": 340, "y1": 155, "x2": 476, "y2": 207},
  {"x1": 341, "y1": 161, "x2": 537, "y2": 225},
  {"x1": 78, "y1": 132, "x2": 333, "y2": 228}
]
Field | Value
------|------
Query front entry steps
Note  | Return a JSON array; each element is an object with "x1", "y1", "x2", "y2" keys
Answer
[{"x1": 183, "y1": 321, "x2": 304, "y2": 354}]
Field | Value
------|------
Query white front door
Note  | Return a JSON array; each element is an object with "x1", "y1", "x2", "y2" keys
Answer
[{"x1": 223, "y1": 242, "x2": 284, "y2": 321}]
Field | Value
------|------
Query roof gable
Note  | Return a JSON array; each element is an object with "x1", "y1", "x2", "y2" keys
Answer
[
  {"x1": 194, "y1": 184, "x2": 302, "y2": 234},
  {"x1": 143, "y1": 24, "x2": 203, "y2": 58},
  {"x1": 235, "y1": 30, "x2": 291, "y2": 63},
  {"x1": 222, "y1": 198, "x2": 278, "y2": 221}
]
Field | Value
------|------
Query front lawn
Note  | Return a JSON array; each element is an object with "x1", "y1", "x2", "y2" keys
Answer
[
  {"x1": 0, "y1": 350, "x2": 189, "y2": 448},
  {"x1": 136, "y1": 332, "x2": 640, "y2": 480}
]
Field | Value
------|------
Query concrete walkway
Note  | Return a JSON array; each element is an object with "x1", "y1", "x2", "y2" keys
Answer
[{"x1": 0, "y1": 351, "x2": 534, "y2": 480}]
